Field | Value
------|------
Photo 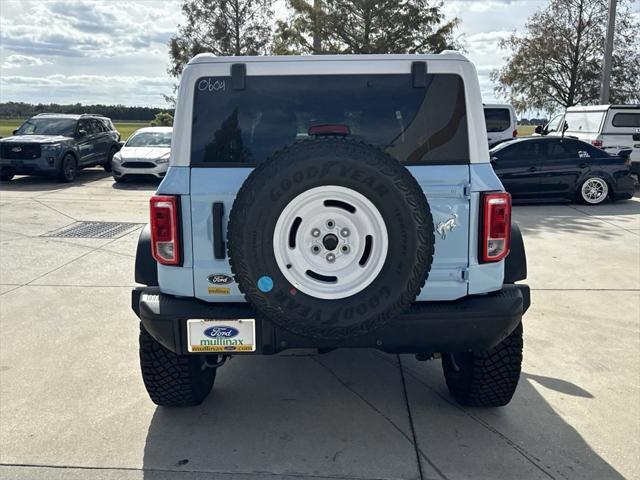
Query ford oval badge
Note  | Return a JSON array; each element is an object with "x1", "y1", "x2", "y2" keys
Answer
[
  {"x1": 207, "y1": 274, "x2": 234, "y2": 285},
  {"x1": 204, "y1": 326, "x2": 239, "y2": 338}
]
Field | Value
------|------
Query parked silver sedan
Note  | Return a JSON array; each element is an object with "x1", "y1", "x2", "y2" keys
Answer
[{"x1": 111, "y1": 127, "x2": 171, "y2": 182}]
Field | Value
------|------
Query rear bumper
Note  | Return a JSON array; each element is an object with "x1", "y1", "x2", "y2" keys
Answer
[
  {"x1": 614, "y1": 174, "x2": 636, "y2": 200},
  {"x1": 132, "y1": 284, "x2": 530, "y2": 355}
]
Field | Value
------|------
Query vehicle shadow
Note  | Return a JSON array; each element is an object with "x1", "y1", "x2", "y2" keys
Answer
[
  {"x1": 140, "y1": 351, "x2": 626, "y2": 479},
  {"x1": 0, "y1": 168, "x2": 110, "y2": 192},
  {"x1": 111, "y1": 178, "x2": 161, "y2": 191}
]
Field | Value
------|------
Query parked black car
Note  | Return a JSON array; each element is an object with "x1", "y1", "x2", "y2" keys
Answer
[
  {"x1": 490, "y1": 136, "x2": 634, "y2": 205},
  {"x1": 0, "y1": 114, "x2": 121, "y2": 183}
]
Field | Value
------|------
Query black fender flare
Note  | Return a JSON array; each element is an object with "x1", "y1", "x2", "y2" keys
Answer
[
  {"x1": 504, "y1": 223, "x2": 527, "y2": 284},
  {"x1": 135, "y1": 224, "x2": 158, "y2": 286}
]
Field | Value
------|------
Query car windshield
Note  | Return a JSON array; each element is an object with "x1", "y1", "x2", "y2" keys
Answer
[
  {"x1": 15, "y1": 118, "x2": 76, "y2": 137},
  {"x1": 191, "y1": 73, "x2": 469, "y2": 165},
  {"x1": 125, "y1": 132, "x2": 172, "y2": 147},
  {"x1": 484, "y1": 108, "x2": 511, "y2": 132}
]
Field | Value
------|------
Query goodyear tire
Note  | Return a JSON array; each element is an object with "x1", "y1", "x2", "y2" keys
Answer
[
  {"x1": 442, "y1": 322, "x2": 523, "y2": 407},
  {"x1": 139, "y1": 324, "x2": 216, "y2": 407},
  {"x1": 228, "y1": 137, "x2": 434, "y2": 340}
]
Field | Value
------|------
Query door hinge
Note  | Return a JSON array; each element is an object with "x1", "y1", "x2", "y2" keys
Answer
[
  {"x1": 460, "y1": 268, "x2": 469, "y2": 281},
  {"x1": 463, "y1": 184, "x2": 472, "y2": 198}
]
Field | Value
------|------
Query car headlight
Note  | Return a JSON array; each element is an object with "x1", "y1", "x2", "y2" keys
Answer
[
  {"x1": 41, "y1": 143, "x2": 62, "y2": 151},
  {"x1": 155, "y1": 152, "x2": 170, "y2": 164},
  {"x1": 112, "y1": 153, "x2": 122, "y2": 163}
]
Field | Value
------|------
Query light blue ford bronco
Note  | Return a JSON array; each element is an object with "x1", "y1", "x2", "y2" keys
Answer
[{"x1": 132, "y1": 52, "x2": 529, "y2": 408}]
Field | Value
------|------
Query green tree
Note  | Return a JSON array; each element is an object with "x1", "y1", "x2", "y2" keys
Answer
[
  {"x1": 274, "y1": 0, "x2": 459, "y2": 55},
  {"x1": 491, "y1": 0, "x2": 640, "y2": 113},
  {"x1": 168, "y1": 0, "x2": 274, "y2": 78},
  {"x1": 150, "y1": 112, "x2": 174, "y2": 127}
]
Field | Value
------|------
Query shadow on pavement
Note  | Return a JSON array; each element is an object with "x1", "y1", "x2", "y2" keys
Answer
[
  {"x1": 0, "y1": 168, "x2": 110, "y2": 192},
  {"x1": 141, "y1": 352, "x2": 625, "y2": 480},
  {"x1": 111, "y1": 177, "x2": 161, "y2": 191}
]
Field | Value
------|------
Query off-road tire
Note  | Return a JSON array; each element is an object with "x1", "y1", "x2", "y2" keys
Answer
[
  {"x1": 228, "y1": 137, "x2": 434, "y2": 340},
  {"x1": 442, "y1": 322, "x2": 523, "y2": 407},
  {"x1": 139, "y1": 324, "x2": 216, "y2": 407},
  {"x1": 58, "y1": 153, "x2": 77, "y2": 183}
]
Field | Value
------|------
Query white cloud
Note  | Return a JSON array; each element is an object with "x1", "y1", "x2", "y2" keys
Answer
[{"x1": 2, "y1": 54, "x2": 52, "y2": 68}]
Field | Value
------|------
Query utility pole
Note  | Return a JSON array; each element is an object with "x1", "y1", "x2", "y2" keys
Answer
[
  {"x1": 599, "y1": 0, "x2": 617, "y2": 104},
  {"x1": 313, "y1": 0, "x2": 322, "y2": 54}
]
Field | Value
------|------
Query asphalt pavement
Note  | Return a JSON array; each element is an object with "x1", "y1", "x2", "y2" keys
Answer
[{"x1": 1, "y1": 169, "x2": 638, "y2": 480}]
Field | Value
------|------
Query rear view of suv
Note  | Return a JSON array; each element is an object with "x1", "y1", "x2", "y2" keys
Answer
[
  {"x1": 0, "y1": 113, "x2": 121, "y2": 182},
  {"x1": 484, "y1": 103, "x2": 517, "y2": 147},
  {"x1": 132, "y1": 53, "x2": 530, "y2": 409}
]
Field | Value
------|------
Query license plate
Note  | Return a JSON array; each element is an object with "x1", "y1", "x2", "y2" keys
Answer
[{"x1": 186, "y1": 319, "x2": 256, "y2": 353}]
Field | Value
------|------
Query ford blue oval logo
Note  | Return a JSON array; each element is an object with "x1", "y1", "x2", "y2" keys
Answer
[{"x1": 203, "y1": 326, "x2": 239, "y2": 338}]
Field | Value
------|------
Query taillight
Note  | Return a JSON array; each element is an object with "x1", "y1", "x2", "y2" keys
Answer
[
  {"x1": 591, "y1": 139, "x2": 603, "y2": 148},
  {"x1": 513, "y1": 129, "x2": 518, "y2": 138},
  {"x1": 150, "y1": 195, "x2": 181, "y2": 266},
  {"x1": 481, "y1": 192, "x2": 511, "y2": 263}
]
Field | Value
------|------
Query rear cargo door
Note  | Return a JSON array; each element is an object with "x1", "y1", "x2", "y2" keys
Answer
[{"x1": 189, "y1": 64, "x2": 472, "y2": 303}]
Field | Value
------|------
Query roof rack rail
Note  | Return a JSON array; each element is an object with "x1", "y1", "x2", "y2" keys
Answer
[{"x1": 80, "y1": 113, "x2": 106, "y2": 117}]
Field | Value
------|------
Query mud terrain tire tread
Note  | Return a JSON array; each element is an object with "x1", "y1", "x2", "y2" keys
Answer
[
  {"x1": 139, "y1": 324, "x2": 215, "y2": 407},
  {"x1": 442, "y1": 322, "x2": 523, "y2": 407}
]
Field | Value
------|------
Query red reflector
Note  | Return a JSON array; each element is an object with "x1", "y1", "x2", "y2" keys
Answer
[
  {"x1": 308, "y1": 124, "x2": 351, "y2": 136},
  {"x1": 150, "y1": 195, "x2": 180, "y2": 266},
  {"x1": 513, "y1": 129, "x2": 518, "y2": 138},
  {"x1": 481, "y1": 192, "x2": 511, "y2": 263},
  {"x1": 591, "y1": 139, "x2": 603, "y2": 147}
]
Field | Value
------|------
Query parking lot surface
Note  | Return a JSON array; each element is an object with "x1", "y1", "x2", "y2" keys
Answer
[{"x1": 1, "y1": 169, "x2": 639, "y2": 480}]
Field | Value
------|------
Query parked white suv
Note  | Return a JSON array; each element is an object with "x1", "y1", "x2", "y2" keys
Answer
[
  {"x1": 563, "y1": 105, "x2": 640, "y2": 175},
  {"x1": 483, "y1": 103, "x2": 517, "y2": 147}
]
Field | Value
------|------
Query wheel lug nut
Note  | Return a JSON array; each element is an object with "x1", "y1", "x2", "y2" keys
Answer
[
  {"x1": 341, "y1": 245, "x2": 350, "y2": 254},
  {"x1": 326, "y1": 220, "x2": 335, "y2": 229},
  {"x1": 340, "y1": 228, "x2": 350, "y2": 237},
  {"x1": 326, "y1": 253, "x2": 336, "y2": 263},
  {"x1": 312, "y1": 245, "x2": 321, "y2": 254},
  {"x1": 311, "y1": 228, "x2": 321, "y2": 238}
]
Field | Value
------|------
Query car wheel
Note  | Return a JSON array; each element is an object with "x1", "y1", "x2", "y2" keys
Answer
[
  {"x1": 139, "y1": 323, "x2": 216, "y2": 407},
  {"x1": 58, "y1": 154, "x2": 77, "y2": 183},
  {"x1": 227, "y1": 137, "x2": 435, "y2": 340},
  {"x1": 0, "y1": 172, "x2": 14, "y2": 182},
  {"x1": 103, "y1": 146, "x2": 117, "y2": 172},
  {"x1": 579, "y1": 177, "x2": 609, "y2": 205},
  {"x1": 442, "y1": 322, "x2": 523, "y2": 407}
]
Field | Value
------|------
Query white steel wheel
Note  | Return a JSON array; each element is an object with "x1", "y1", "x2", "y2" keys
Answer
[
  {"x1": 580, "y1": 177, "x2": 608, "y2": 205},
  {"x1": 273, "y1": 185, "x2": 389, "y2": 300}
]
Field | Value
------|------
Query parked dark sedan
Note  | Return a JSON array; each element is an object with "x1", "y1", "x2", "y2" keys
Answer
[{"x1": 490, "y1": 137, "x2": 635, "y2": 205}]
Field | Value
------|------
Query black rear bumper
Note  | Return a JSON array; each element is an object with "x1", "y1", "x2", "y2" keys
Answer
[{"x1": 132, "y1": 285, "x2": 530, "y2": 355}]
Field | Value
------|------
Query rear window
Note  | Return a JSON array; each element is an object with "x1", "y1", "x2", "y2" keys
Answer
[
  {"x1": 611, "y1": 112, "x2": 640, "y2": 128},
  {"x1": 190, "y1": 73, "x2": 469, "y2": 166},
  {"x1": 484, "y1": 108, "x2": 511, "y2": 132},
  {"x1": 564, "y1": 111, "x2": 605, "y2": 133}
]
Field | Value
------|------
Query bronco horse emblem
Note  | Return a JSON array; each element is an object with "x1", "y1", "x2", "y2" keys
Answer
[{"x1": 436, "y1": 213, "x2": 458, "y2": 240}]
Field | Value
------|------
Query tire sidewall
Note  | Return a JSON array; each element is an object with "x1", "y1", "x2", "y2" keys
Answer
[{"x1": 229, "y1": 139, "x2": 434, "y2": 339}]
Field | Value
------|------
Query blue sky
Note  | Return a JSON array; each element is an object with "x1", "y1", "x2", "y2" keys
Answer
[{"x1": 0, "y1": 0, "x2": 549, "y2": 108}]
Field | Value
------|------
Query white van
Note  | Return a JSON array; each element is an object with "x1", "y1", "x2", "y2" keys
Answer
[
  {"x1": 562, "y1": 105, "x2": 640, "y2": 174},
  {"x1": 483, "y1": 103, "x2": 517, "y2": 147}
]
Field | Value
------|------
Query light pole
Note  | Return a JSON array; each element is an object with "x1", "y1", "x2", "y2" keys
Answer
[{"x1": 599, "y1": 0, "x2": 617, "y2": 104}]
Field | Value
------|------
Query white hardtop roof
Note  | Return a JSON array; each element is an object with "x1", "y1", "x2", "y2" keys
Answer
[
  {"x1": 188, "y1": 52, "x2": 469, "y2": 66},
  {"x1": 566, "y1": 104, "x2": 640, "y2": 112}
]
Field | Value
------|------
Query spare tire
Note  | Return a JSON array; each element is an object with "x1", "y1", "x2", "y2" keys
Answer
[{"x1": 228, "y1": 137, "x2": 434, "y2": 340}]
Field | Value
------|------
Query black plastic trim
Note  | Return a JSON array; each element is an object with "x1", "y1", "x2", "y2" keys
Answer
[
  {"x1": 411, "y1": 61, "x2": 427, "y2": 87},
  {"x1": 231, "y1": 63, "x2": 246, "y2": 90},
  {"x1": 132, "y1": 284, "x2": 529, "y2": 355},
  {"x1": 504, "y1": 223, "x2": 527, "y2": 284},
  {"x1": 134, "y1": 224, "x2": 158, "y2": 286},
  {"x1": 213, "y1": 202, "x2": 225, "y2": 259}
]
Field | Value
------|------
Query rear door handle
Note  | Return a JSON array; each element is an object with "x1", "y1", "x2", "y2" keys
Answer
[
  {"x1": 212, "y1": 202, "x2": 225, "y2": 259},
  {"x1": 579, "y1": 163, "x2": 588, "y2": 168}
]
